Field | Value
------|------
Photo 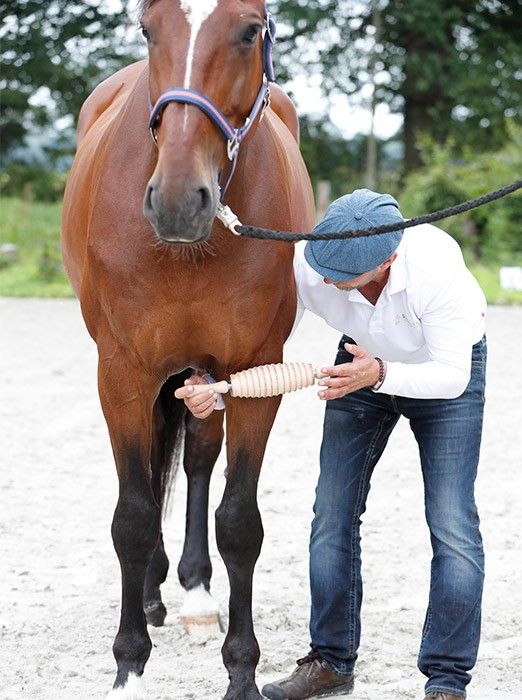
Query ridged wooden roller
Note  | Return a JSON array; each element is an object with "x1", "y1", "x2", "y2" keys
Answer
[
  {"x1": 175, "y1": 362, "x2": 328, "y2": 400},
  {"x1": 230, "y1": 362, "x2": 321, "y2": 398}
]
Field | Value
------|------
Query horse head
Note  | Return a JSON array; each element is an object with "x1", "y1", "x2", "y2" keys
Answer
[{"x1": 140, "y1": 0, "x2": 271, "y2": 244}]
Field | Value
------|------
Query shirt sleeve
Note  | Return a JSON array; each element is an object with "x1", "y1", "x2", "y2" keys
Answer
[
  {"x1": 375, "y1": 261, "x2": 475, "y2": 399},
  {"x1": 286, "y1": 246, "x2": 306, "y2": 341}
]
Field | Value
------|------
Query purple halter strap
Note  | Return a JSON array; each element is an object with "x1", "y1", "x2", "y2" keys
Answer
[{"x1": 148, "y1": 3, "x2": 277, "y2": 200}]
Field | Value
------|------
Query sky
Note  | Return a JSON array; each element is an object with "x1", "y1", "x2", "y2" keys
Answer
[{"x1": 287, "y1": 74, "x2": 402, "y2": 140}]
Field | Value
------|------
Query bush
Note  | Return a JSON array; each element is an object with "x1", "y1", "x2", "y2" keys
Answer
[
  {"x1": 0, "y1": 197, "x2": 73, "y2": 297},
  {"x1": 399, "y1": 122, "x2": 522, "y2": 265},
  {"x1": 0, "y1": 163, "x2": 67, "y2": 202},
  {"x1": 38, "y1": 241, "x2": 64, "y2": 282}
]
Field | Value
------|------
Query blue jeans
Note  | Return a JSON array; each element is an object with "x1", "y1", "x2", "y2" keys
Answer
[{"x1": 309, "y1": 335, "x2": 487, "y2": 698}]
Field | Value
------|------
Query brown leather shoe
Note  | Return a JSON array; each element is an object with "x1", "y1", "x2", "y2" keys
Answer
[
  {"x1": 424, "y1": 693, "x2": 463, "y2": 700},
  {"x1": 261, "y1": 651, "x2": 354, "y2": 699}
]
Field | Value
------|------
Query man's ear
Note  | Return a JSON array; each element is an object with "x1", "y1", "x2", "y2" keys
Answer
[{"x1": 380, "y1": 252, "x2": 398, "y2": 270}]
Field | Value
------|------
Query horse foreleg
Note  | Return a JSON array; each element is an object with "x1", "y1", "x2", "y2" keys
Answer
[
  {"x1": 98, "y1": 350, "x2": 159, "y2": 699},
  {"x1": 216, "y1": 397, "x2": 281, "y2": 700},
  {"x1": 178, "y1": 409, "x2": 224, "y2": 634}
]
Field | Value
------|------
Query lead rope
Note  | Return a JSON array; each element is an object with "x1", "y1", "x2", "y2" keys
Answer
[{"x1": 222, "y1": 179, "x2": 521, "y2": 240}]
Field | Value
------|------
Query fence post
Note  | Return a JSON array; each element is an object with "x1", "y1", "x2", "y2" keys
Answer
[{"x1": 316, "y1": 180, "x2": 331, "y2": 222}]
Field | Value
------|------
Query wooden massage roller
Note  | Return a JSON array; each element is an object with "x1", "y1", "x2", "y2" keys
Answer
[{"x1": 175, "y1": 362, "x2": 329, "y2": 400}]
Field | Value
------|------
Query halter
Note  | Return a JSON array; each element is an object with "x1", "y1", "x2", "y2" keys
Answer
[{"x1": 148, "y1": 4, "x2": 276, "y2": 203}]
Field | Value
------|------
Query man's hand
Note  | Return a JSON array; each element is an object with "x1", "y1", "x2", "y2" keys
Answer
[
  {"x1": 176, "y1": 375, "x2": 218, "y2": 419},
  {"x1": 317, "y1": 343, "x2": 382, "y2": 400}
]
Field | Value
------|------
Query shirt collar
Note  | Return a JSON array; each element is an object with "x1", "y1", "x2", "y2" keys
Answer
[
  {"x1": 387, "y1": 236, "x2": 407, "y2": 295},
  {"x1": 344, "y1": 237, "x2": 407, "y2": 305}
]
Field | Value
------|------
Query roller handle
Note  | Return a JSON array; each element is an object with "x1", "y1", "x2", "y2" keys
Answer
[{"x1": 174, "y1": 381, "x2": 230, "y2": 399}]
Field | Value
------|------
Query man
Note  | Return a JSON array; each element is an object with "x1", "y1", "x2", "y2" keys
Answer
[{"x1": 179, "y1": 190, "x2": 487, "y2": 700}]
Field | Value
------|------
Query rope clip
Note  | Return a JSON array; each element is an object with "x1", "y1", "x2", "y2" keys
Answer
[{"x1": 217, "y1": 203, "x2": 243, "y2": 235}]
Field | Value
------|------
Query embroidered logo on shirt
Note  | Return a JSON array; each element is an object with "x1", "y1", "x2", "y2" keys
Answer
[{"x1": 394, "y1": 313, "x2": 419, "y2": 328}]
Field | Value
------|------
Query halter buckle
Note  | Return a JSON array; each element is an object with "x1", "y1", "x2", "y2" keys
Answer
[
  {"x1": 227, "y1": 132, "x2": 241, "y2": 161},
  {"x1": 149, "y1": 126, "x2": 158, "y2": 145},
  {"x1": 260, "y1": 86, "x2": 271, "y2": 122}
]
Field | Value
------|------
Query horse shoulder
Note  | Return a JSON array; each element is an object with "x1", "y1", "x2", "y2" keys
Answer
[
  {"x1": 76, "y1": 60, "x2": 148, "y2": 145},
  {"x1": 269, "y1": 83, "x2": 300, "y2": 144}
]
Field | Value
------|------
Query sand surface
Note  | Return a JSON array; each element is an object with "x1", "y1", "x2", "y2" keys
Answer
[{"x1": 1, "y1": 299, "x2": 521, "y2": 700}]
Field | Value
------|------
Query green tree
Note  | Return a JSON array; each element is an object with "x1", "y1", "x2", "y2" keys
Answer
[
  {"x1": 0, "y1": 0, "x2": 138, "y2": 157},
  {"x1": 298, "y1": 114, "x2": 401, "y2": 198},
  {"x1": 272, "y1": 0, "x2": 522, "y2": 172},
  {"x1": 399, "y1": 122, "x2": 522, "y2": 263}
]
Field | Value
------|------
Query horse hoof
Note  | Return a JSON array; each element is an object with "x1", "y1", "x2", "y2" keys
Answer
[
  {"x1": 144, "y1": 601, "x2": 167, "y2": 627},
  {"x1": 223, "y1": 688, "x2": 262, "y2": 700},
  {"x1": 106, "y1": 673, "x2": 147, "y2": 699},
  {"x1": 180, "y1": 584, "x2": 222, "y2": 637}
]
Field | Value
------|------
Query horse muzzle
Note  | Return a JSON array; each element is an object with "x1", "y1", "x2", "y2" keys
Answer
[{"x1": 143, "y1": 177, "x2": 218, "y2": 244}]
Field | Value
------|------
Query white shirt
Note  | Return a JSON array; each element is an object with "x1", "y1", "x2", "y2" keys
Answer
[{"x1": 293, "y1": 224, "x2": 487, "y2": 399}]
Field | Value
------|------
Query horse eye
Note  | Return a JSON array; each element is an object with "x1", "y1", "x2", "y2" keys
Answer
[
  {"x1": 241, "y1": 24, "x2": 262, "y2": 46},
  {"x1": 140, "y1": 25, "x2": 151, "y2": 42}
]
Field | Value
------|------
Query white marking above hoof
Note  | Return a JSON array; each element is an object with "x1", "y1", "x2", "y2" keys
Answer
[
  {"x1": 180, "y1": 584, "x2": 222, "y2": 636},
  {"x1": 106, "y1": 673, "x2": 146, "y2": 700}
]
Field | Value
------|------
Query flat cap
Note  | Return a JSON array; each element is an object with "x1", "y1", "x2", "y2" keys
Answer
[{"x1": 304, "y1": 189, "x2": 404, "y2": 281}]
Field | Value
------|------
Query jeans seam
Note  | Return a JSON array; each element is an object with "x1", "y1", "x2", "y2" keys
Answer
[
  {"x1": 418, "y1": 604, "x2": 433, "y2": 660},
  {"x1": 346, "y1": 415, "x2": 389, "y2": 652}
]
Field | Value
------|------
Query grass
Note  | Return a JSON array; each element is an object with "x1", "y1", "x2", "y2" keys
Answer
[
  {"x1": 468, "y1": 263, "x2": 522, "y2": 306},
  {"x1": 1, "y1": 196, "x2": 521, "y2": 304},
  {"x1": 0, "y1": 197, "x2": 73, "y2": 297}
]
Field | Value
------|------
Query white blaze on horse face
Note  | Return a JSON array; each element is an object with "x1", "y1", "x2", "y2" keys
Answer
[{"x1": 180, "y1": 0, "x2": 219, "y2": 130}]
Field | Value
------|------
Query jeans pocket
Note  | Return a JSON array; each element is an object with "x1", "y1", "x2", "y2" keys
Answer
[
  {"x1": 469, "y1": 363, "x2": 486, "y2": 402},
  {"x1": 471, "y1": 335, "x2": 487, "y2": 364}
]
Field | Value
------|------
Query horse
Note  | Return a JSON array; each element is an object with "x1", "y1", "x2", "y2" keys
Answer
[{"x1": 61, "y1": 0, "x2": 315, "y2": 697}]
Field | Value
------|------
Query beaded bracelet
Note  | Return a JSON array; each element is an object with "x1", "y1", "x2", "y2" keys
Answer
[{"x1": 371, "y1": 357, "x2": 386, "y2": 391}]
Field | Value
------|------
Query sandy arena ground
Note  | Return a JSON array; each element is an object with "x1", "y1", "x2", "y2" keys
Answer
[{"x1": 1, "y1": 298, "x2": 521, "y2": 700}]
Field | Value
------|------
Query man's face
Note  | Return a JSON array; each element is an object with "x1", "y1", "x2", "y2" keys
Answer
[
  {"x1": 323, "y1": 265, "x2": 382, "y2": 292},
  {"x1": 322, "y1": 253, "x2": 397, "y2": 292}
]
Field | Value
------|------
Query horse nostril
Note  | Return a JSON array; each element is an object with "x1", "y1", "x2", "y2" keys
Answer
[
  {"x1": 198, "y1": 186, "x2": 212, "y2": 215},
  {"x1": 144, "y1": 184, "x2": 155, "y2": 217}
]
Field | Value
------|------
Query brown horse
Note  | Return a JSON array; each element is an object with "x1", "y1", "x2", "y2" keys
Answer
[{"x1": 61, "y1": 0, "x2": 315, "y2": 697}]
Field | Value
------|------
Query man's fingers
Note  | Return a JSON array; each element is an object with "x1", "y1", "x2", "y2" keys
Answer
[
  {"x1": 195, "y1": 409, "x2": 215, "y2": 419},
  {"x1": 318, "y1": 386, "x2": 348, "y2": 400},
  {"x1": 176, "y1": 386, "x2": 193, "y2": 399},
  {"x1": 318, "y1": 376, "x2": 353, "y2": 389},
  {"x1": 184, "y1": 375, "x2": 208, "y2": 386},
  {"x1": 188, "y1": 391, "x2": 216, "y2": 408},
  {"x1": 320, "y1": 363, "x2": 351, "y2": 377},
  {"x1": 189, "y1": 395, "x2": 218, "y2": 418},
  {"x1": 177, "y1": 383, "x2": 216, "y2": 400},
  {"x1": 176, "y1": 374, "x2": 210, "y2": 399},
  {"x1": 345, "y1": 342, "x2": 366, "y2": 358},
  {"x1": 193, "y1": 399, "x2": 218, "y2": 418},
  {"x1": 176, "y1": 385, "x2": 203, "y2": 400}
]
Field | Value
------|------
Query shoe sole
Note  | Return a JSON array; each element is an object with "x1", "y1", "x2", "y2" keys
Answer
[{"x1": 262, "y1": 679, "x2": 354, "y2": 700}]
